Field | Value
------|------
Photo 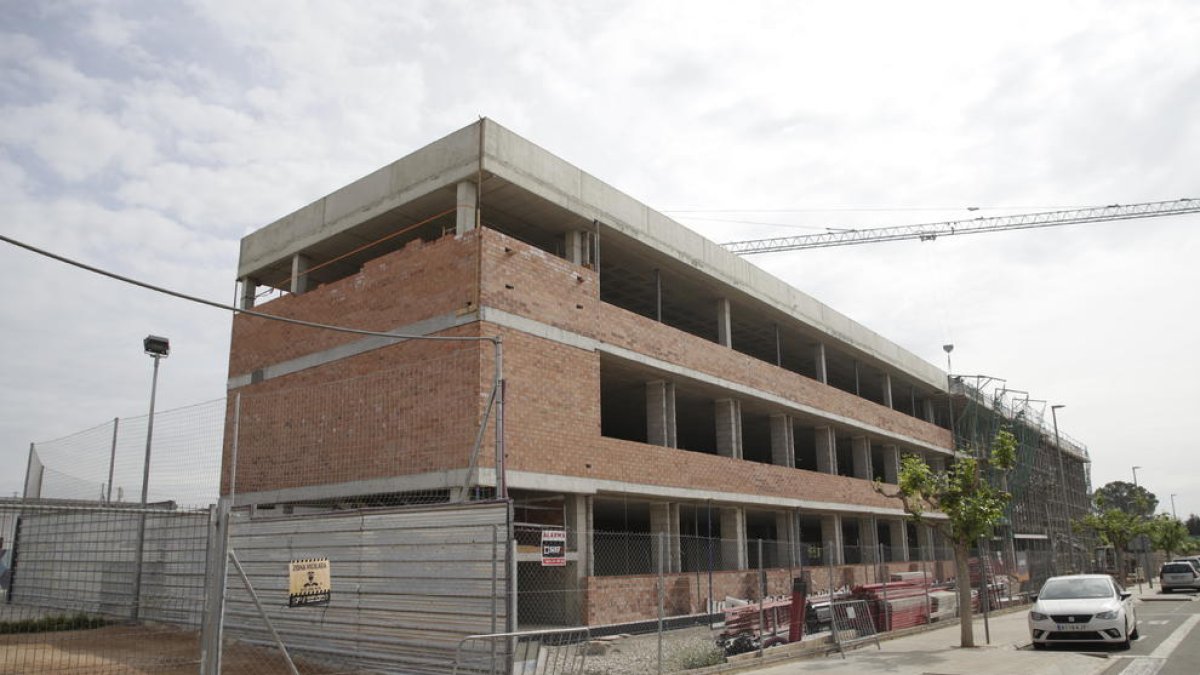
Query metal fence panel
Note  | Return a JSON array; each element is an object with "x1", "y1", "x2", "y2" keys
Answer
[
  {"x1": 0, "y1": 501, "x2": 211, "y2": 674},
  {"x1": 221, "y1": 500, "x2": 510, "y2": 674}
]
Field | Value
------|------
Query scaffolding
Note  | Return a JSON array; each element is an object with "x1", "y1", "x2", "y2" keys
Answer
[{"x1": 950, "y1": 376, "x2": 1094, "y2": 586}]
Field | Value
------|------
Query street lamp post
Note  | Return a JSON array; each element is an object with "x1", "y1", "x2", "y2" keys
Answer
[
  {"x1": 1050, "y1": 405, "x2": 1073, "y2": 572},
  {"x1": 1171, "y1": 494, "x2": 1178, "y2": 520},
  {"x1": 132, "y1": 335, "x2": 169, "y2": 621},
  {"x1": 1130, "y1": 466, "x2": 1151, "y2": 589}
]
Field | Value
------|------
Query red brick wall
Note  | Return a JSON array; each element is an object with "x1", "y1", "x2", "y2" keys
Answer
[
  {"x1": 229, "y1": 232, "x2": 480, "y2": 378},
  {"x1": 580, "y1": 561, "x2": 949, "y2": 625}
]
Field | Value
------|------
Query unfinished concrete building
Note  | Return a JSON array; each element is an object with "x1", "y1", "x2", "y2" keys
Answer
[{"x1": 223, "y1": 119, "x2": 1090, "y2": 626}]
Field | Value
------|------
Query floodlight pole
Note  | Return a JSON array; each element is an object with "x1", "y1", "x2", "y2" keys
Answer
[{"x1": 132, "y1": 335, "x2": 169, "y2": 621}]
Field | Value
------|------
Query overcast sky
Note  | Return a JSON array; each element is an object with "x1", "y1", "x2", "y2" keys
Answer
[{"x1": 2, "y1": 1, "x2": 1197, "y2": 517}]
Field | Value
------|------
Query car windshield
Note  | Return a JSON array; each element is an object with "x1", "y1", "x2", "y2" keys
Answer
[{"x1": 1039, "y1": 578, "x2": 1114, "y2": 600}]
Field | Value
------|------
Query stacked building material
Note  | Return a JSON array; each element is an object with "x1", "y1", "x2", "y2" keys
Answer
[{"x1": 850, "y1": 581, "x2": 931, "y2": 632}]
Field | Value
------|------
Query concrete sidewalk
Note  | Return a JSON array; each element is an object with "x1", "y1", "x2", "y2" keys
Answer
[{"x1": 743, "y1": 593, "x2": 1153, "y2": 675}]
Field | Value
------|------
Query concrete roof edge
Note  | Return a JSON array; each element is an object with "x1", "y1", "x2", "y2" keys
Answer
[{"x1": 478, "y1": 119, "x2": 946, "y2": 389}]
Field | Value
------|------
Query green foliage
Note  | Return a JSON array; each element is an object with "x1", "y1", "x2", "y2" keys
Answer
[
  {"x1": 0, "y1": 612, "x2": 107, "y2": 635},
  {"x1": 1148, "y1": 514, "x2": 1190, "y2": 558},
  {"x1": 1075, "y1": 508, "x2": 1146, "y2": 551},
  {"x1": 1186, "y1": 514, "x2": 1200, "y2": 537},
  {"x1": 672, "y1": 641, "x2": 726, "y2": 670},
  {"x1": 1093, "y1": 481, "x2": 1157, "y2": 518},
  {"x1": 892, "y1": 428, "x2": 1018, "y2": 543}
]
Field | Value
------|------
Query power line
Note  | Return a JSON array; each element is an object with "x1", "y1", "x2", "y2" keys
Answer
[{"x1": 0, "y1": 233, "x2": 497, "y2": 345}]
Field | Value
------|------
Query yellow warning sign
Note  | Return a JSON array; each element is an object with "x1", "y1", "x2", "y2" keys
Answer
[{"x1": 288, "y1": 558, "x2": 331, "y2": 607}]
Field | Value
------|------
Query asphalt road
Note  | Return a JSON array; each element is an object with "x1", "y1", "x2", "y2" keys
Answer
[
  {"x1": 1024, "y1": 589, "x2": 1200, "y2": 675},
  {"x1": 1093, "y1": 590, "x2": 1200, "y2": 675}
]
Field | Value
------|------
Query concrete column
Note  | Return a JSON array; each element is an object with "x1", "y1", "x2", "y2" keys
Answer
[
  {"x1": 881, "y1": 445, "x2": 901, "y2": 484},
  {"x1": 859, "y1": 517, "x2": 879, "y2": 565},
  {"x1": 916, "y1": 524, "x2": 935, "y2": 562},
  {"x1": 820, "y1": 513, "x2": 843, "y2": 565},
  {"x1": 715, "y1": 399, "x2": 742, "y2": 459},
  {"x1": 717, "y1": 298, "x2": 732, "y2": 348},
  {"x1": 651, "y1": 502, "x2": 682, "y2": 573},
  {"x1": 769, "y1": 414, "x2": 795, "y2": 468},
  {"x1": 646, "y1": 381, "x2": 677, "y2": 448},
  {"x1": 239, "y1": 277, "x2": 257, "y2": 309},
  {"x1": 774, "y1": 511, "x2": 795, "y2": 567},
  {"x1": 882, "y1": 373, "x2": 894, "y2": 409},
  {"x1": 565, "y1": 494, "x2": 593, "y2": 578},
  {"x1": 922, "y1": 399, "x2": 936, "y2": 423},
  {"x1": 890, "y1": 519, "x2": 910, "y2": 562},
  {"x1": 720, "y1": 507, "x2": 747, "y2": 570},
  {"x1": 455, "y1": 180, "x2": 477, "y2": 235},
  {"x1": 290, "y1": 253, "x2": 311, "y2": 295},
  {"x1": 927, "y1": 455, "x2": 946, "y2": 473},
  {"x1": 851, "y1": 436, "x2": 872, "y2": 480},
  {"x1": 813, "y1": 343, "x2": 828, "y2": 384},
  {"x1": 567, "y1": 230, "x2": 594, "y2": 267},
  {"x1": 815, "y1": 426, "x2": 837, "y2": 474}
]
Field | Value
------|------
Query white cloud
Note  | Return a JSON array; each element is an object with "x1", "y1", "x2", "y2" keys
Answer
[{"x1": 1, "y1": 0, "x2": 1198, "y2": 516}]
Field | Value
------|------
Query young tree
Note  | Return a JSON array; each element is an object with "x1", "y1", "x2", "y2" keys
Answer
[
  {"x1": 1075, "y1": 501, "x2": 1147, "y2": 585},
  {"x1": 1148, "y1": 514, "x2": 1190, "y2": 560},
  {"x1": 876, "y1": 428, "x2": 1017, "y2": 648}
]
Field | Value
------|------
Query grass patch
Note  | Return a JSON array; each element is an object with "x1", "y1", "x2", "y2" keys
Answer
[
  {"x1": 0, "y1": 613, "x2": 109, "y2": 634},
  {"x1": 672, "y1": 641, "x2": 725, "y2": 670}
]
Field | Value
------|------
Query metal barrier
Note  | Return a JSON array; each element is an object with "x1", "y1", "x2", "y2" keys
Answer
[
  {"x1": 829, "y1": 599, "x2": 881, "y2": 658},
  {"x1": 454, "y1": 627, "x2": 590, "y2": 675}
]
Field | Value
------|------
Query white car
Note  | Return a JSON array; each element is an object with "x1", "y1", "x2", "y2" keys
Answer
[{"x1": 1028, "y1": 574, "x2": 1137, "y2": 650}]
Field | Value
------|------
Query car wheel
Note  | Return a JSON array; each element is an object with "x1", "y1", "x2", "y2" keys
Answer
[
  {"x1": 1032, "y1": 642, "x2": 1046, "y2": 650},
  {"x1": 1119, "y1": 622, "x2": 1132, "y2": 650},
  {"x1": 1131, "y1": 624, "x2": 1139, "y2": 640},
  {"x1": 1164, "y1": 587, "x2": 1173, "y2": 594}
]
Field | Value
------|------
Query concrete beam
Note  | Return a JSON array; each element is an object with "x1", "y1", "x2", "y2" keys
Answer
[
  {"x1": 882, "y1": 373, "x2": 893, "y2": 409},
  {"x1": 290, "y1": 253, "x2": 311, "y2": 295}
]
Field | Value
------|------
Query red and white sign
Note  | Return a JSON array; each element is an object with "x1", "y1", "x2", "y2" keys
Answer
[{"x1": 541, "y1": 530, "x2": 566, "y2": 567}]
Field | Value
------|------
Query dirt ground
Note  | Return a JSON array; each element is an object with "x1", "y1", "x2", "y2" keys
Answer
[{"x1": 0, "y1": 623, "x2": 351, "y2": 675}]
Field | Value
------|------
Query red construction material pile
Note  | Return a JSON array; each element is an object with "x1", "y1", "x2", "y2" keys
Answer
[{"x1": 850, "y1": 581, "x2": 931, "y2": 632}]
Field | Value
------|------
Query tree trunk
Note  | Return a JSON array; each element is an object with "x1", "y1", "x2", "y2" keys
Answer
[
  {"x1": 955, "y1": 540, "x2": 975, "y2": 648},
  {"x1": 1115, "y1": 547, "x2": 1127, "y2": 586}
]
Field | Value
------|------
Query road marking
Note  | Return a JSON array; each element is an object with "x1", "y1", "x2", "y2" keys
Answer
[
  {"x1": 1146, "y1": 620, "x2": 1169, "y2": 625},
  {"x1": 1149, "y1": 614, "x2": 1200, "y2": 659},
  {"x1": 1118, "y1": 614, "x2": 1200, "y2": 675}
]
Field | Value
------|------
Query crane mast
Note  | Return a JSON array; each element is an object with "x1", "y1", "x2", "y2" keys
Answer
[{"x1": 721, "y1": 198, "x2": 1199, "y2": 254}]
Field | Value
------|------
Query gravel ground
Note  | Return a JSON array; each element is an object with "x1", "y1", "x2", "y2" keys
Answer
[{"x1": 583, "y1": 625, "x2": 726, "y2": 675}]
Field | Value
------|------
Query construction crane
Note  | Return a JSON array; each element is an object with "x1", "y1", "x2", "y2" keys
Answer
[{"x1": 721, "y1": 198, "x2": 1200, "y2": 254}]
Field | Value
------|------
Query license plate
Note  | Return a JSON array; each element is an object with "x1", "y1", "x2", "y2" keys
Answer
[{"x1": 1056, "y1": 623, "x2": 1089, "y2": 631}]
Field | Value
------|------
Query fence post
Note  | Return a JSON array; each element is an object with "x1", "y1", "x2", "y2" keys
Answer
[
  {"x1": 826, "y1": 540, "x2": 835, "y2": 602},
  {"x1": 880, "y1": 543, "x2": 888, "y2": 633},
  {"x1": 199, "y1": 499, "x2": 231, "y2": 675},
  {"x1": 921, "y1": 549, "x2": 931, "y2": 625},
  {"x1": 757, "y1": 538, "x2": 765, "y2": 660},
  {"x1": 657, "y1": 531, "x2": 665, "y2": 675},
  {"x1": 106, "y1": 417, "x2": 119, "y2": 503}
]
